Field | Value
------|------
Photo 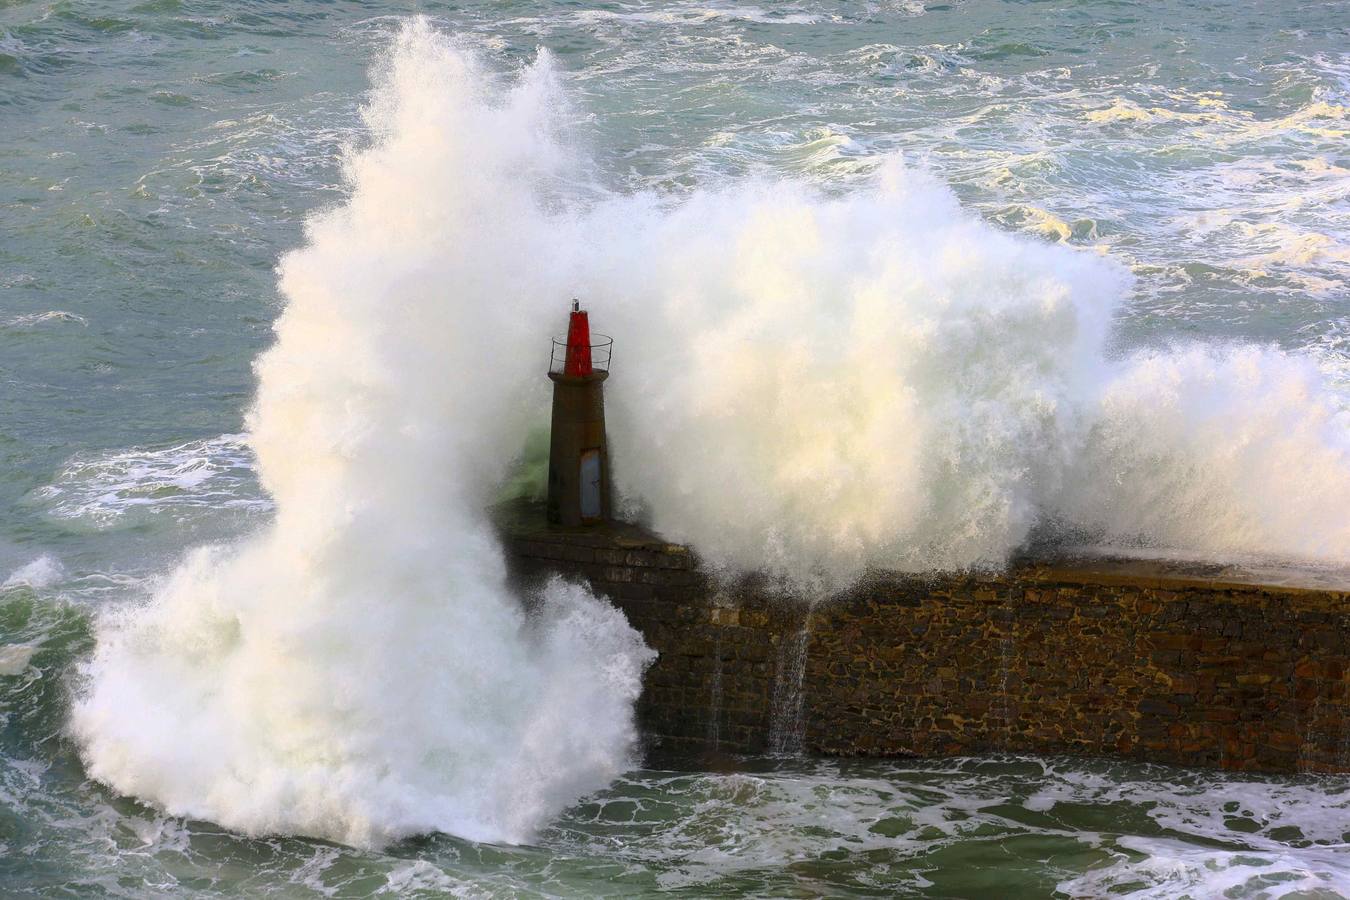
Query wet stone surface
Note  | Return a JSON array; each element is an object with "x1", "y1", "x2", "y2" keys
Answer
[{"x1": 498, "y1": 502, "x2": 1350, "y2": 774}]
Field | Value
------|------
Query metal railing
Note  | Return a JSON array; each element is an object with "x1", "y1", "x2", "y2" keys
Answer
[{"x1": 549, "y1": 334, "x2": 613, "y2": 375}]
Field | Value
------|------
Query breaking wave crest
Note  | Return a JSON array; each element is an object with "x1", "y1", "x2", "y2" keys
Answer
[
  {"x1": 71, "y1": 21, "x2": 654, "y2": 848},
  {"x1": 586, "y1": 153, "x2": 1350, "y2": 587}
]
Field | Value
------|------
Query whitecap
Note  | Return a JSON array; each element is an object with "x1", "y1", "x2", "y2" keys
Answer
[
  {"x1": 35, "y1": 434, "x2": 269, "y2": 529},
  {"x1": 1, "y1": 311, "x2": 88, "y2": 328},
  {"x1": 3, "y1": 554, "x2": 66, "y2": 590}
]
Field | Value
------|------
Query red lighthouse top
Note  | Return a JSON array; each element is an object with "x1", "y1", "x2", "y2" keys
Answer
[
  {"x1": 550, "y1": 299, "x2": 612, "y2": 379},
  {"x1": 563, "y1": 299, "x2": 593, "y2": 377}
]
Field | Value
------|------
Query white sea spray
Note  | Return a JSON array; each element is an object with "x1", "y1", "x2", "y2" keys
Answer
[
  {"x1": 72, "y1": 21, "x2": 654, "y2": 848},
  {"x1": 69, "y1": 16, "x2": 1350, "y2": 850}
]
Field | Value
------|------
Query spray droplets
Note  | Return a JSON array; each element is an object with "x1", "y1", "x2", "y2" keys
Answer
[{"x1": 72, "y1": 22, "x2": 653, "y2": 849}]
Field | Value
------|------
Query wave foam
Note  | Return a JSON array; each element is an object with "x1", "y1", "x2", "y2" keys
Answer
[
  {"x1": 72, "y1": 22, "x2": 654, "y2": 848},
  {"x1": 35, "y1": 435, "x2": 268, "y2": 529},
  {"x1": 3, "y1": 555, "x2": 67, "y2": 591}
]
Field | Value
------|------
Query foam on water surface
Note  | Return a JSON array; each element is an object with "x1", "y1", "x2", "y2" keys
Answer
[
  {"x1": 32, "y1": 435, "x2": 270, "y2": 530},
  {"x1": 543, "y1": 757, "x2": 1350, "y2": 896},
  {"x1": 0, "y1": 311, "x2": 88, "y2": 329}
]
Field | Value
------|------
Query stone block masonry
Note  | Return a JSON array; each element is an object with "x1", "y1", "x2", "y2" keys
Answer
[{"x1": 497, "y1": 502, "x2": 1350, "y2": 774}]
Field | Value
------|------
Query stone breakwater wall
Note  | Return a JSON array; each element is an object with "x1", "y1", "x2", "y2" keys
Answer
[{"x1": 499, "y1": 508, "x2": 1350, "y2": 774}]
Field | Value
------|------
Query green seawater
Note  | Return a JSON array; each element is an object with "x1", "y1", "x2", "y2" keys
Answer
[
  {"x1": 2, "y1": 0, "x2": 1349, "y2": 895},
  {"x1": 3, "y1": 592, "x2": 1349, "y2": 897}
]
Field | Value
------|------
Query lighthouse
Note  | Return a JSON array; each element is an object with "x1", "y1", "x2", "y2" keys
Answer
[{"x1": 547, "y1": 300, "x2": 612, "y2": 526}]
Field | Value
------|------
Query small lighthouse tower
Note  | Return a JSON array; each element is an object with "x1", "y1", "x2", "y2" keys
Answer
[{"x1": 547, "y1": 300, "x2": 613, "y2": 526}]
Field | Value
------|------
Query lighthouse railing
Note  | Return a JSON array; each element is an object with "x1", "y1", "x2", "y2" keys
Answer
[{"x1": 549, "y1": 334, "x2": 613, "y2": 375}]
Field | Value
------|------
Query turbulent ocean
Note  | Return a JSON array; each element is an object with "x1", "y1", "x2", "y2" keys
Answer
[{"x1": 3, "y1": 0, "x2": 1350, "y2": 896}]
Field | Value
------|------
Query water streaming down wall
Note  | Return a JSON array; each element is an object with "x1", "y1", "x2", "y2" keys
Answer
[
  {"x1": 768, "y1": 613, "x2": 813, "y2": 756},
  {"x1": 995, "y1": 594, "x2": 1018, "y2": 751},
  {"x1": 1300, "y1": 689, "x2": 1322, "y2": 775},
  {"x1": 706, "y1": 626, "x2": 724, "y2": 750}
]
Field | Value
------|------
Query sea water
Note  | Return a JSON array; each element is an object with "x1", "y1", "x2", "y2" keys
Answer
[{"x1": 2, "y1": 1, "x2": 1349, "y2": 895}]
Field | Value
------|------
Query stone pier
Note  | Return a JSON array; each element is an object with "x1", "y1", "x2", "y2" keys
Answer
[{"x1": 497, "y1": 502, "x2": 1350, "y2": 774}]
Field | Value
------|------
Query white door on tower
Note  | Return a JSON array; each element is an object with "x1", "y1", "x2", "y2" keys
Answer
[{"x1": 580, "y1": 448, "x2": 602, "y2": 520}]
